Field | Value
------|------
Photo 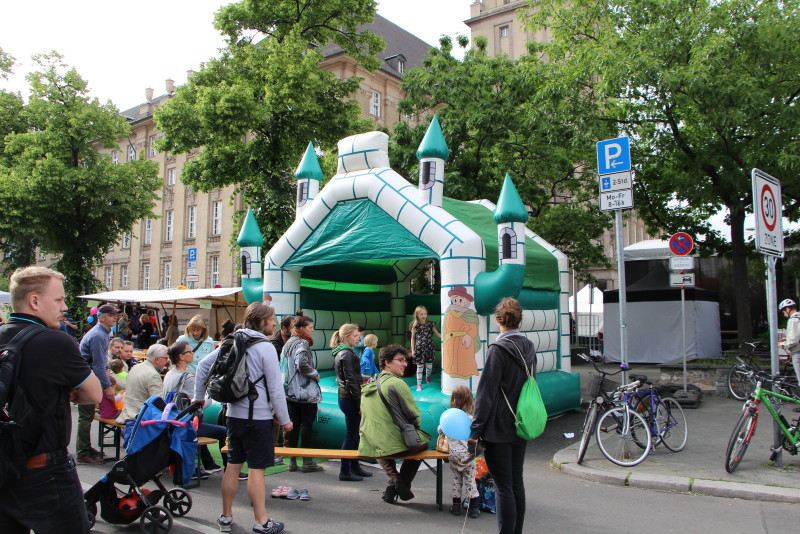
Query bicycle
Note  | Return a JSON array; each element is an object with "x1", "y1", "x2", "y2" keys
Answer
[
  {"x1": 727, "y1": 341, "x2": 796, "y2": 400},
  {"x1": 594, "y1": 380, "x2": 652, "y2": 466},
  {"x1": 625, "y1": 379, "x2": 688, "y2": 453},
  {"x1": 724, "y1": 371, "x2": 800, "y2": 473},
  {"x1": 576, "y1": 353, "x2": 626, "y2": 464}
]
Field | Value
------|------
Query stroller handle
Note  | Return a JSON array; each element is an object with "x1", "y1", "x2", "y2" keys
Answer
[
  {"x1": 140, "y1": 419, "x2": 186, "y2": 427},
  {"x1": 175, "y1": 400, "x2": 204, "y2": 421}
]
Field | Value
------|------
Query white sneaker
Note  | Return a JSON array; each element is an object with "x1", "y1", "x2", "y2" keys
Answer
[
  {"x1": 252, "y1": 519, "x2": 285, "y2": 534},
  {"x1": 217, "y1": 514, "x2": 233, "y2": 532}
]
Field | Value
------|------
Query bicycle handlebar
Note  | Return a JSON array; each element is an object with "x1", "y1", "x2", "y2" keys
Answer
[{"x1": 578, "y1": 352, "x2": 629, "y2": 376}]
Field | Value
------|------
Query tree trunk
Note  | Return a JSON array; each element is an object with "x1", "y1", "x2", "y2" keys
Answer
[{"x1": 729, "y1": 208, "x2": 753, "y2": 346}]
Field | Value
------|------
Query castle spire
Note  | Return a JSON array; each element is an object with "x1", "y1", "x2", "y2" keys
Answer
[
  {"x1": 416, "y1": 116, "x2": 449, "y2": 207},
  {"x1": 294, "y1": 142, "x2": 323, "y2": 219}
]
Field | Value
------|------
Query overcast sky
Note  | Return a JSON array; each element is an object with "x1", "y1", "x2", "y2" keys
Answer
[{"x1": 0, "y1": 0, "x2": 471, "y2": 110}]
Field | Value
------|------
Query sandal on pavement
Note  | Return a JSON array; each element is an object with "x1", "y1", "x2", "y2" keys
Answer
[
  {"x1": 279, "y1": 486, "x2": 294, "y2": 498},
  {"x1": 270, "y1": 486, "x2": 285, "y2": 498},
  {"x1": 285, "y1": 488, "x2": 301, "y2": 500}
]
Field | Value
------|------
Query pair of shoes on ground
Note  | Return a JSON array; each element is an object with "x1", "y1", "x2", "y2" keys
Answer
[
  {"x1": 217, "y1": 515, "x2": 286, "y2": 534},
  {"x1": 270, "y1": 486, "x2": 309, "y2": 500},
  {"x1": 450, "y1": 500, "x2": 481, "y2": 518}
]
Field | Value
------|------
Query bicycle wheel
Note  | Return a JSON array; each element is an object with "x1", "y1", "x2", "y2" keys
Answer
[
  {"x1": 724, "y1": 406, "x2": 758, "y2": 473},
  {"x1": 596, "y1": 407, "x2": 651, "y2": 467},
  {"x1": 657, "y1": 398, "x2": 688, "y2": 452},
  {"x1": 629, "y1": 396, "x2": 658, "y2": 449},
  {"x1": 577, "y1": 403, "x2": 599, "y2": 464},
  {"x1": 728, "y1": 365, "x2": 755, "y2": 400}
]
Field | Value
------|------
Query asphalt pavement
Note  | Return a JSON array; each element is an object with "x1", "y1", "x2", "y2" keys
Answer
[{"x1": 554, "y1": 360, "x2": 800, "y2": 504}]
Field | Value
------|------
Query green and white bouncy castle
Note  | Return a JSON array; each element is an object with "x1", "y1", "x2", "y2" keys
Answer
[{"x1": 237, "y1": 117, "x2": 580, "y2": 447}]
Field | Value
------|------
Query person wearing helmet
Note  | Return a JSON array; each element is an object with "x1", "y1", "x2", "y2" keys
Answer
[{"x1": 779, "y1": 299, "x2": 800, "y2": 382}]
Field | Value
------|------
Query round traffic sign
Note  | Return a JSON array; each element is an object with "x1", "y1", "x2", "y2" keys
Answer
[
  {"x1": 760, "y1": 183, "x2": 777, "y2": 232},
  {"x1": 669, "y1": 232, "x2": 694, "y2": 256}
]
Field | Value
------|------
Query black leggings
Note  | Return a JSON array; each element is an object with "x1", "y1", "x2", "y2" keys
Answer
[{"x1": 286, "y1": 401, "x2": 317, "y2": 451}]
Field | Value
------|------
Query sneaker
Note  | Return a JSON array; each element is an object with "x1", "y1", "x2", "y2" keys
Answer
[
  {"x1": 217, "y1": 514, "x2": 233, "y2": 532},
  {"x1": 416, "y1": 385, "x2": 422, "y2": 392},
  {"x1": 299, "y1": 488, "x2": 309, "y2": 501},
  {"x1": 285, "y1": 488, "x2": 301, "y2": 500},
  {"x1": 191, "y1": 469, "x2": 210, "y2": 480},
  {"x1": 301, "y1": 462, "x2": 324, "y2": 473},
  {"x1": 204, "y1": 464, "x2": 223, "y2": 474},
  {"x1": 252, "y1": 519, "x2": 285, "y2": 534},
  {"x1": 238, "y1": 472, "x2": 249, "y2": 481}
]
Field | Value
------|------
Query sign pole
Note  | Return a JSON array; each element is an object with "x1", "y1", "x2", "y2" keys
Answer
[
  {"x1": 766, "y1": 255, "x2": 783, "y2": 466},
  {"x1": 615, "y1": 209, "x2": 628, "y2": 383},
  {"x1": 681, "y1": 286, "x2": 687, "y2": 393}
]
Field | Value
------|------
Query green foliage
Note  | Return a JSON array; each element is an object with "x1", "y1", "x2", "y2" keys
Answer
[
  {"x1": 156, "y1": 0, "x2": 384, "y2": 246},
  {"x1": 393, "y1": 36, "x2": 615, "y2": 281},
  {"x1": 525, "y1": 0, "x2": 800, "y2": 338},
  {"x1": 0, "y1": 53, "x2": 160, "y2": 308}
]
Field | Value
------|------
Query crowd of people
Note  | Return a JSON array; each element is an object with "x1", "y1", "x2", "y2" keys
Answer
[{"x1": 0, "y1": 265, "x2": 534, "y2": 534}]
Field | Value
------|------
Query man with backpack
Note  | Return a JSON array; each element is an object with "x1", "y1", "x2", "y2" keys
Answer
[
  {"x1": 0, "y1": 267, "x2": 102, "y2": 534},
  {"x1": 195, "y1": 302, "x2": 292, "y2": 534}
]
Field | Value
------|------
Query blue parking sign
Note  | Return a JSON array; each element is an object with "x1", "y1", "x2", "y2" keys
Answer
[
  {"x1": 187, "y1": 248, "x2": 197, "y2": 262},
  {"x1": 597, "y1": 137, "x2": 631, "y2": 175}
]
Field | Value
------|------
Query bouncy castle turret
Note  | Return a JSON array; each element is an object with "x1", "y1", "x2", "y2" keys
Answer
[
  {"x1": 416, "y1": 116, "x2": 449, "y2": 207},
  {"x1": 474, "y1": 174, "x2": 529, "y2": 314},
  {"x1": 295, "y1": 142, "x2": 323, "y2": 219},
  {"x1": 237, "y1": 208, "x2": 264, "y2": 304}
]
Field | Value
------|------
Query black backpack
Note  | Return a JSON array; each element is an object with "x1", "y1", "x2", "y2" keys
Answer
[
  {"x1": 0, "y1": 326, "x2": 45, "y2": 488},
  {"x1": 206, "y1": 332, "x2": 267, "y2": 404}
]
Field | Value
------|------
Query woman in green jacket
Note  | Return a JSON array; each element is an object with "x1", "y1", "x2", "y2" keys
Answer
[{"x1": 359, "y1": 345, "x2": 430, "y2": 504}]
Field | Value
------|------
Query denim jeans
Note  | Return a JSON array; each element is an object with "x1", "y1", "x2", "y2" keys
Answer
[
  {"x1": 198, "y1": 422, "x2": 228, "y2": 468},
  {"x1": 0, "y1": 454, "x2": 88, "y2": 534},
  {"x1": 484, "y1": 439, "x2": 528, "y2": 534},
  {"x1": 338, "y1": 397, "x2": 361, "y2": 474}
]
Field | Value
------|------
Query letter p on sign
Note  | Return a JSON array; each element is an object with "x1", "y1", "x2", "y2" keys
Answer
[{"x1": 597, "y1": 137, "x2": 631, "y2": 175}]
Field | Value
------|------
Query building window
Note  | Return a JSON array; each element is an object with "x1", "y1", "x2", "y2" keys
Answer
[
  {"x1": 420, "y1": 161, "x2": 436, "y2": 190},
  {"x1": 212, "y1": 201, "x2": 222, "y2": 235},
  {"x1": 149, "y1": 135, "x2": 157, "y2": 157},
  {"x1": 297, "y1": 182, "x2": 309, "y2": 207},
  {"x1": 142, "y1": 263, "x2": 150, "y2": 290},
  {"x1": 104, "y1": 266, "x2": 113, "y2": 289},
  {"x1": 499, "y1": 25, "x2": 509, "y2": 38},
  {"x1": 127, "y1": 145, "x2": 136, "y2": 161},
  {"x1": 167, "y1": 167, "x2": 176, "y2": 186},
  {"x1": 370, "y1": 91, "x2": 381, "y2": 117},
  {"x1": 499, "y1": 227, "x2": 517, "y2": 259},
  {"x1": 120, "y1": 264, "x2": 128, "y2": 287},
  {"x1": 121, "y1": 232, "x2": 131, "y2": 249},
  {"x1": 398, "y1": 59, "x2": 405, "y2": 75},
  {"x1": 144, "y1": 218, "x2": 152, "y2": 245},
  {"x1": 211, "y1": 256, "x2": 220, "y2": 287},
  {"x1": 165, "y1": 210, "x2": 174, "y2": 242},
  {"x1": 187, "y1": 206, "x2": 197, "y2": 239},
  {"x1": 111, "y1": 150, "x2": 119, "y2": 165},
  {"x1": 164, "y1": 261, "x2": 172, "y2": 289}
]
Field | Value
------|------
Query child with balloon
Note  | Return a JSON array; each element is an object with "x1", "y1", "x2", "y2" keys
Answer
[{"x1": 439, "y1": 386, "x2": 480, "y2": 518}]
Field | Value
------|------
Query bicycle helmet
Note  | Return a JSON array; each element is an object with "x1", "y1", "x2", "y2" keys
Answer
[{"x1": 779, "y1": 298, "x2": 796, "y2": 311}]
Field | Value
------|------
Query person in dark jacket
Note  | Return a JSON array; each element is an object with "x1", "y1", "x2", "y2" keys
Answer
[
  {"x1": 469, "y1": 297, "x2": 536, "y2": 534},
  {"x1": 332, "y1": 322, "x2": 372, "y2": 481}
]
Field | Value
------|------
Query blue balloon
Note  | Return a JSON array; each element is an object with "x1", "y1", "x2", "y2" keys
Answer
[
  {"x1": 439, "y1": 408, "x2": 471, "y2": 440},
  {"x1": 86, "y1": 316, "x2": 94, "y2": 323}
]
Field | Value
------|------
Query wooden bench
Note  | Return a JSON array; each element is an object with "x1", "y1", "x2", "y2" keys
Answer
[
  {"x1": 222, "y1": 444, "x2": 449, "y2": 510},
  {"x1": 94, "y1": 416, "x2": 125, "y2": 461}
]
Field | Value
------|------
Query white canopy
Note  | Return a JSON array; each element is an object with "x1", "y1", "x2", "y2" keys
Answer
[
  {"x1": 79, "y1": 287, "x2": 244, "y2": 308},
  {"x1": 624, "y1": 239, "x2": 674, "y2": 261}
]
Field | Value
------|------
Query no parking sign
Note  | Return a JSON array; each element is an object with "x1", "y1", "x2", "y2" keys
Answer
[{"x1": 752, "y1": 169, "x2": 783, "y2": 257}]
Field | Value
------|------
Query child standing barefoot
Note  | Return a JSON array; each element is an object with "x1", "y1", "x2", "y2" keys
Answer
[
  {"x1": 445, "y1": 386, "x2": 480, "y2": 518},
  {"x1": 410, "y1": 306, "x2": 440, "y2": 391}
]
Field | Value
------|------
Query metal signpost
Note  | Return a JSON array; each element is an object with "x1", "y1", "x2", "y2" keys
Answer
[
  {"x1": 752, "y1": 168, "x2": 784, "y2": 464},
  {"x1": 597, "y1": 137, "x2": 633, "y2": 381},
  {"x1": 669, "y1": 233, "x2": 695, "y2": 393}
]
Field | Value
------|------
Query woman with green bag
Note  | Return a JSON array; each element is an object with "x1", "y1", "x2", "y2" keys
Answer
[{"x1": 469, "y1": 297, "x2": 536, "y2": 534}]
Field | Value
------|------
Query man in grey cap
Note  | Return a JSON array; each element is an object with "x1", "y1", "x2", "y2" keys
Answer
[{"x1": 76, "y1": 303, "x2": 120, "y2": 463}]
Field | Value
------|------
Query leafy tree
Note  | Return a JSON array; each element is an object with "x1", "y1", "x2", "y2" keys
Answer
[
  {"x1": 156, "y1": 0, "x2": 384, "y2": 247},
  {"x1": 393, "y1": 36, "x2": 616, "y2": 279},
  {"x1": 526, "y1": 0, "x2": 800, "y2": 342},
  {"x1": 0, "y1": 53, "x2": 160, "y2": 310}
]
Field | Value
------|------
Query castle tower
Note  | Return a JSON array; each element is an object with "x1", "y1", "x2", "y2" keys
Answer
[
  {"x1": 295, "y1": 142, "x2": 323, "y2": 219},
  {"x1": 416, "y1": 116, "x2": 449, "y2": 207},
  {"x1": 236, "y1": 208, "x2": 264, "y2": 304},
  {"x1": 494, "y1": 173, "x2": 529, "y2": 266}
]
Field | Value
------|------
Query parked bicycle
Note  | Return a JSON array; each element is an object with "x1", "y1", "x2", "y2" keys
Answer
[
  {"x1": 594, "y1": 380, "x2": 652, "y2": 466},
  {"x1": 576, "y1": 353, "x2": 626, "y2": 464},
  {"x1": 724, "y1": 371, "x2": 800, "y2": 473},
  {"x1": 625, "y1": 378, "x2": 688, "y2": 453},
  {"x1": 727, "y1": 341, "x2": 796, "y2": 400}
]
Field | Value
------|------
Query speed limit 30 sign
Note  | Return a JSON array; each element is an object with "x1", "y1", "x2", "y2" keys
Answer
[{"x1": 752, "y1": 168, "x2": 783, "y2": 257}]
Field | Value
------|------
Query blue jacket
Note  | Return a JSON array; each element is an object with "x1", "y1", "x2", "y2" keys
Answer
[{"x1": 80, "y1": 322, "x2": 112, "y2": 389}]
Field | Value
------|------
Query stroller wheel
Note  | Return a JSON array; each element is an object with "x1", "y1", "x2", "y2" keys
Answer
[
  {"x1": 85, "y1": 501, "x2": 96, "y2": 529},
  {"x1": 165, "y1": 489, "x2": 192, "y2": 517},
  {"x1": 139, "y1": 505, "x2": 173, "y2": 534}
]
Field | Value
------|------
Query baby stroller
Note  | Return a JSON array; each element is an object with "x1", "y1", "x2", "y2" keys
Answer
[{"x1": 84, "y1": 396, "x2": 201, "y2": 533}]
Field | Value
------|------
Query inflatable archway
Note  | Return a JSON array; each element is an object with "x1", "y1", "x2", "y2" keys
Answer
[{"x1": 237, "y1": 118, "x2": 580, "y2": 447}]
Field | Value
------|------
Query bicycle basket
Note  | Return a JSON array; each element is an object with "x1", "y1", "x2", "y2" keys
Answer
[{"x1": 588, "y1": 374, "x2": 619, "y2": 398}]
